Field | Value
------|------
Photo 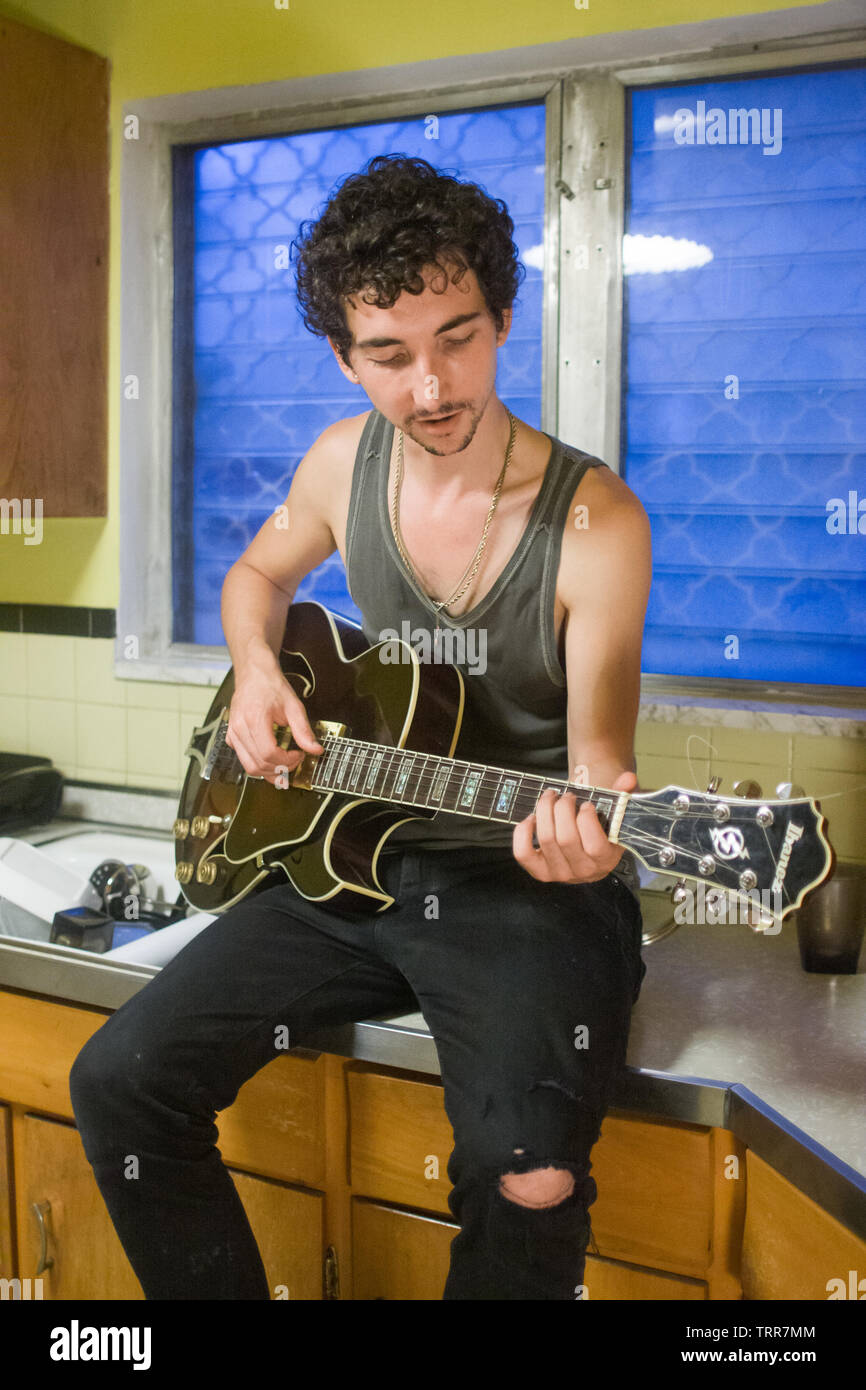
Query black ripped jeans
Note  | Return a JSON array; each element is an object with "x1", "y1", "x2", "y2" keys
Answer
[{"x1": 69, "y1": 845, "x2": 646, "y2": 1301}]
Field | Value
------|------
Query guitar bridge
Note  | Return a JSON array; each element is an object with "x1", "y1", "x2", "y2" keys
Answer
[{"x1": 287, "y1": 720, "x2": 346, "y2": 790}]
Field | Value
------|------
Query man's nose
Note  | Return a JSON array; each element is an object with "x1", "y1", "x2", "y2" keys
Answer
[{"x1": 409, "y1": 361, "x2": 449, "y2": 411}]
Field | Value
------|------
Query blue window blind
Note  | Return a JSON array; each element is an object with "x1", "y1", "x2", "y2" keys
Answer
[
  {"x1": 625, "y1": 65, "x2": 866, "y2": 687},
  {"x1": 173, "y1": 104, "x2": 546, "y2": 646}
]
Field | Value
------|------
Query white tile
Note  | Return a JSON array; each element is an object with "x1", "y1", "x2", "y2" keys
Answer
[{"x1": 0, "y1": 633, "x2": 27, "y2": 695}]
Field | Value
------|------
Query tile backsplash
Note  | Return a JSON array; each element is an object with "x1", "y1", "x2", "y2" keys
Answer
[{"x1": 1, "y1": 629, "x2": 863, "y2": 862}]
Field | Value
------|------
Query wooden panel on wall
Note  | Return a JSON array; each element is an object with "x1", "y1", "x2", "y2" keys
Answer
[{"x1": 0, "y1": 16, "x2": 108, "y2": 515}]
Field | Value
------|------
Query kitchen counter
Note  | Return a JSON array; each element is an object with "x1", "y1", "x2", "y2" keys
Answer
[{"x1": 2, "y1": 804, "x2": 865, "y2": 1247}]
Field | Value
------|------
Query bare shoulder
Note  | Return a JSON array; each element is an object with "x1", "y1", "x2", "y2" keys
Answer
[
  {"x1": 316, "y1": 410, "x2": 373, "y2": 473},
  {"x1": 559, "y1": 462, "x2": 652, "y2": 603},
  {"x1": 291, "y1": 409, "x2": 371, "y2": 504}
]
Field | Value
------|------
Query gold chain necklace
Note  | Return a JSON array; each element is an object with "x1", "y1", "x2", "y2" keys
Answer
[{"x1": 391, "y1": 409, "x2": 517, "y2": 634}]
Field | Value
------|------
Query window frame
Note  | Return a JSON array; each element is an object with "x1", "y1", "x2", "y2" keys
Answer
[{"x1": 116, "y1": 24, "x2": 866, "y2": 709}]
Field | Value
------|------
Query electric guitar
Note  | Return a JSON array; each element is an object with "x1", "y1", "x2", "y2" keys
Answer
[{"x1": 173, "y1": 602, "x2": 834, "y2": 924}]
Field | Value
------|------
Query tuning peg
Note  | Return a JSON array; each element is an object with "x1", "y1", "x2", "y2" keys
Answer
[
  {"x1": 775, "y1": 782, "x2": 806, "y2": 800},
  {"x1": 706, "y1": 775, "x2": 721, "y2": 794},
  {"x1": 733, "y1": 780, "x2": 762, "y2": 799},
  {"x1": 670, "y1": 878, "x2": 689, "y2": 905}
]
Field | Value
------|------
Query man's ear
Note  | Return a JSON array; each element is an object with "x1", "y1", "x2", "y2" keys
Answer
[
  {"x1": 495, "y1": 307, "x2": 513, "y2": 348},
  {"x1": 327, "y1": 336, "x2": 359, "y2": 383}
]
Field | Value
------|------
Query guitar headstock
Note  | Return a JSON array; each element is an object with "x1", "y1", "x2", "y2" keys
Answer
[{"x1": 617, "y1": 783, "x2": 833, "y2": 923}]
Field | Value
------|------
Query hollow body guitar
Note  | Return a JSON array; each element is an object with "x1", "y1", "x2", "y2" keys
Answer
[{"x1": 174, "y1": 602, "x2": 833, "y2": 923}]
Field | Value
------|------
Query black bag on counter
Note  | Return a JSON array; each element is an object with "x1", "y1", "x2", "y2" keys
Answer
[{"x1": 0, "y1": 753, "x2": 64, "y2": 831}]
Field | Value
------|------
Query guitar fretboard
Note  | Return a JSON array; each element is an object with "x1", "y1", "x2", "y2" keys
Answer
[{"x1": 310, "y1": 734, "x2": 621, "y2": 833}]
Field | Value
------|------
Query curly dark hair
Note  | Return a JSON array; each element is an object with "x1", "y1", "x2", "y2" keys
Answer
[{"x1": 291, "y1": 153, "x2": 525, "y2": 366}]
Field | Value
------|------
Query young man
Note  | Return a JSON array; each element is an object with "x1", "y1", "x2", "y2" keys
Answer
[{"x1": 70, "y1": 153, "x2": 651, "y2": 1301}]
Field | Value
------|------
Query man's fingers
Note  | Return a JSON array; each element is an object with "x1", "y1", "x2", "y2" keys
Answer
[
  {"x1": 572, "y1": 799, "x2": 613, "y2": 860},
  {"x1": 536, "y1": 789, "x2": 582, "y2": 879},
  {"x1": 512, "y1": 814, "x2": 551, "y2": 880}
]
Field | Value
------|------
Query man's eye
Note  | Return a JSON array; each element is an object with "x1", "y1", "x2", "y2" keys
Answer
[
  {"x1": 445, "y1": 334, "x2": 474, "y2": 348},
  {"x1": 370, "y1": 356, "x2": 406, "y2": 367}
]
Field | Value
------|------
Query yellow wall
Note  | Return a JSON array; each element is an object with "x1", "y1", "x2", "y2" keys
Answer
[{"x1": 0, "y1": 0, "x2": 837, "y2": 606}]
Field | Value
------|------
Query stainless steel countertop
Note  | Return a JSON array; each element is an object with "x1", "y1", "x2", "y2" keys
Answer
[{"x1": 2, "y1": 808, "x2": 866, "y2": 1248}]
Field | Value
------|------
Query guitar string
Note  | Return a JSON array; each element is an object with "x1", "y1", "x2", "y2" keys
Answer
[
  {"x1": 308, "y1": 737, "x2": 769, "y2": 874},
  {"x1": 314, "y1": 738, "x2": 795, "y2": 885},
  {"x1": 213, "y1": 733, "x2": 783, "y2": 884},
  {"x1": 308, "y1": 733, "x2": 784, "y2": 825},
  {"x1": 313, "y1": 738, "x2": 770, "y2": 828}
]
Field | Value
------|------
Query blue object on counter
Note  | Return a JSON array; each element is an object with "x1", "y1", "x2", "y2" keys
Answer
[{"x1": 110, "y1": 923, "x2": 153, "y2": 948}]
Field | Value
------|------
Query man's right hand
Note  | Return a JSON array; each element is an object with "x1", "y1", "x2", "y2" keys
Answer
[{"x1": 225, "y1": 655, "x2": 324, "y2": 784}]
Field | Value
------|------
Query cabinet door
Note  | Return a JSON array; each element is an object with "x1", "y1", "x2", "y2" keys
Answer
[
  {"x1": 0, "y1": 1105, "x2": 14, "y2": 1285},
  {"x1": 352, "y1": 1200, "x2": 457, "y2": 1300},
  {"x1": 0, "y1": 16, "x2": 108, "y2": 515},
  {"x1": 589, "y1": 1114, "x2": 716, "y2": 1278},
  {"x1": 583, "y1": 1254, "x2": 707, "y2": 1300},
  {"x1": 227, "y1": 1168, "x2": 323, "y2": 1300},
  {"x1": 346, "y1": 1065, "x2": 454, "y2": 1215},
  {"x1": 741, "y1": 1150, "x2": 866, "y2": 1301},
  {"x1": 14, "y1": 1112, "x2": 143, "y2": 1300}
]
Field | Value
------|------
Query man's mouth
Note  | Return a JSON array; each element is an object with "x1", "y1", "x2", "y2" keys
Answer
[{"x1": 420, "y1": 410, "x2": 461, "y2": 427}]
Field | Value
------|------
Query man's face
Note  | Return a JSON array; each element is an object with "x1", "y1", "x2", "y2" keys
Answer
[{"x1": 329, "y1": 261, "x2": 512, "y2": 456}]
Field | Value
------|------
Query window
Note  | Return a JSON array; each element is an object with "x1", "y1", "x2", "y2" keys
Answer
[
  {"x1": 119, "y1": 28, "x2": 864, "y2": 699},
  {"x1": 623, "y1": 63, "x2": 866, "y2": 688},
  {"x1": 171, "y1": 104, "x2": 547, "y2": 646}
]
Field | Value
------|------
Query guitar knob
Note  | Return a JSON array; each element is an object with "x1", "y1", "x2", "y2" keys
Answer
[
  {"x1": 172, "y1": 818, "x2": 190, "y2": 839},
  {"x1": 706, "y1": 775, "x2": 721, "y2": 794},
  {"x1": 775, "y1": 782, "x2": 806, "y2": 800},
  {"x1": 733, "y1": 780, "x2": 762, "y2": 799},
  {"x1": 190, "y1": 816, "x2": 210, "y2": 838},
  {"x1": 670, "y1": 878, "x2": 689, "y2": 905},
  {"x1": 195, "y1": 861, "x2": 221, "y2": 885},
  {"x1": 175, "y1": 861, "x2": 194, "y2": 884}
]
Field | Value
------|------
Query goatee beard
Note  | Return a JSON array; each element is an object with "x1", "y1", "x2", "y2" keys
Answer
[{"x1": 408, "y1": 405, "x2": 489, "y2": 458}]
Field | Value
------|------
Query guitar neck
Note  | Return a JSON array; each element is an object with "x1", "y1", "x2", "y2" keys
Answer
[{"x1": 311, "y1": 734, "x2": 626, "y2": 835}]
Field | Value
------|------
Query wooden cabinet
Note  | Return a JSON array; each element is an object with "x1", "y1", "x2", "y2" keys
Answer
[
  {"x1": 0, "y1": 1105, "x2": 14, "y2": 1288},
  {"x1": 583, "y1": 1255, "x2": 707, "y2": 1299},
  {"x1": 14, "y1": 1112, "x2": 143, "y2": 1300},
  {"x1": 224, "y1": 1170, "x2": 324, "y2": 1300},
  {"x1": 351, "y1": 1200, "x2": 457, "y2": 1300},
  {"x1": 741, "y1": 1150, "x2": 866, "y2": 1301},
  {"x1": 0, "y1": 17, "x2": 109, "y2": 515},
  {"x1": 0, "y1": 986, "x2": 863, "y2": 1300},
  {"x1": 346, "y1": 1064, "x2": 454, "y2": 1216}
]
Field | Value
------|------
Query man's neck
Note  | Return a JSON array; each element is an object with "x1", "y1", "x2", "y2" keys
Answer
[{"x1": 396, "y1": 397, "x2": 530, "y2": 502}]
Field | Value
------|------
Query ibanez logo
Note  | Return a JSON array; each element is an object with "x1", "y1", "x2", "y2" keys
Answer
[{"x1": 771, "y1": 822, "x2": 804, "y2": 894}]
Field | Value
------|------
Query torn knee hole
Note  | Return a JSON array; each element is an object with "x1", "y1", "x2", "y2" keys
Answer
[{"x1": 499, "y1": 1168, "x2": 576, "y2": 1209}]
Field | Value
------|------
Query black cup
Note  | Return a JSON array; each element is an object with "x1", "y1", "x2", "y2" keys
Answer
[{"x1": 795, "y1": 863, "x2": 866, "y2": 974}]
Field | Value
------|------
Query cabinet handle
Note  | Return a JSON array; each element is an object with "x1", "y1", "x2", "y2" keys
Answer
[{"x1": 32, "y1": 1200, "x2": 54, "y2": 1275}]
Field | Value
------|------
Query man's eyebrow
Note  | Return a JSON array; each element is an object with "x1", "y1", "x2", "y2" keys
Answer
[{"x1": 353, "y1": 312, "x2": 482, "y2": 350}]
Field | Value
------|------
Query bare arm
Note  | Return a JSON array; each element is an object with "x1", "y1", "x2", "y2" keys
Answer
[
  {"x1": 513, "y1": 467, "x2": 652, "y2": 883},
  {"x1": 220, "y1": 421, "x2": 346, "y2": 780}
]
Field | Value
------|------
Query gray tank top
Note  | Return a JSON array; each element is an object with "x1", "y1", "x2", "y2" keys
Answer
[{"x1": 343, "y1": 407, "x2": 631, "y2": 858}]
